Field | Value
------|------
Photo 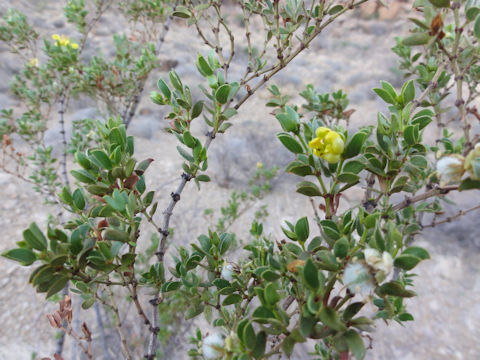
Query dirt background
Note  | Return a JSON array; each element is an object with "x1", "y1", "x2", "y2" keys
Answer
[{"x1": 0, "y1": 1, "x2": 479, "y2": 359}]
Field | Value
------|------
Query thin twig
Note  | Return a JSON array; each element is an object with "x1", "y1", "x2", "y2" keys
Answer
[
  {"x1": 391, "y1": 185, "x2": 458, "y2": 211},
  {"x1": 423, "y1": 204, "x2": 480, "y2": 228}
]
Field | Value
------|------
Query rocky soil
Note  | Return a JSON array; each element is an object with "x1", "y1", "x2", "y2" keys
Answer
[{"x1": 0, "y1": 1, "x2": 479, "y2": 359}]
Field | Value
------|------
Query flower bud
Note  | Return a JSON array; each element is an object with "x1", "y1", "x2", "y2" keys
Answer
[
  {"x1": 221, "y1": 262, "x2": 235, "y2": 281},
  {"x1": 343, "y1": 261, "x2": 375, "y2": 297},
  {"x1": 464, "y1": 143, "x2": 480, "y2": 180},
  {"x1": 202, "y1": 333, "x2": 225, "y2": 360},
  {"x1": 364, "y1": 248, "x2": 393, "y2": 276},
  {"x1": 436, "y1": 155, "x2": 465, "y2": 186}
]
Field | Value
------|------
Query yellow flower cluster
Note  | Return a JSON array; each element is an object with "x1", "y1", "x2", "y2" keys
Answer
[
  {"x1": 308, "y1": 127, "x2": 345, "y2": 164},
  {"x1": 52, "y1": 34, "x2": 79, "y2": 49}
]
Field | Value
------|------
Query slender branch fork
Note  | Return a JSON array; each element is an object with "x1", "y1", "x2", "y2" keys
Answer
[
  {"x1": 124, "y1": 0, "x2": 179, "y2": 129},
  {"x1": 144, "y1": 1, "x2": 371, "y2": 357}
]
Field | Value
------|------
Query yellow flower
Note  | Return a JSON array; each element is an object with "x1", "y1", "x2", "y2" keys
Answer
[
  {"x1": 29, "y1": 58, "x2": 39, "y2": 67},
  {"x1": 256, "y1": 162, "x2": 263, "y2": 169},
  {"x1": 52, "y1": 34, "x2": 79, "y2": 49},
  {"x1": 308, "y1": 127, "x2": 345, "y2": 164}
]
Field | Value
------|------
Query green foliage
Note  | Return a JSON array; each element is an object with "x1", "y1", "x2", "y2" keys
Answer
[{"x1": 2, "y1": 1, "x2": 480, "y2": 359}]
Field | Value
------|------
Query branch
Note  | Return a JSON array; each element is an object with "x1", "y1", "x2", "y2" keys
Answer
[
  {"x1": 124, "y1": 1, "x2": 177, "y2": 128},
  {"x1": 423, "y1": 204, "x2": 480, "y2": 228},
  {"x1": 391, "y1": 185, "x2": 458, "y2": 211}
]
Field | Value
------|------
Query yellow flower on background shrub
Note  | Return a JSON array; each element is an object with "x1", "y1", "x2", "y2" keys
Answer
[
  {"x1": 52, "y1": 34, "x2": 79, "y2": 49},
  {"x1": 308, "y1": 127, "x2": 345, "y2": 164},
  {"x1": 29, "y1": 58, "x2": 39, "y2": 67}
]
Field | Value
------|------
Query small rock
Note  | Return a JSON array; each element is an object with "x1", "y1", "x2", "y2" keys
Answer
[{"x1": 53, "y1": 19, "x2": 65, "y2": 28}]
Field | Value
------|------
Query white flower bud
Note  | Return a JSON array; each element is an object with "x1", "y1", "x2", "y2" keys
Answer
[
  {"x1": 343, "y1": 262, "x2": 375, "y2": 297},
  {"x1": 202, "y1": 333, "x2": 225, "y2": 360},
  {"x1": 221, "y1": 262, "x2": 235, "y2": 281},
  {"x1": 364, "y1": 248, "x2": 393, "y2": 277},
  {"x1": 436, "y1": 155, "x2": 465, "y2": 186}
]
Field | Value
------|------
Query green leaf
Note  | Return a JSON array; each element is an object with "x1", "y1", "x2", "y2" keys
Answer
[
  {"x1": 295, "y1": 217, "x2": 309, "y2": 242},
  {"x1": 176, "y1": 146, "x2": 194, "y2": 162},
  {"x1": 219, "y1": 233, "x2": 233, "y2": 255},
  {"x1": 191, "y1": 101, "x2": 204, "y2": 119},
  {"x1": 328, "y1": 4, "x2": 344, "y2": 14},
  {"x1": 103, "y1": 229, "x2": 129, "y2": 242},
  {"x1": 75, "y1": 151, "x2": 91, "y2": 169},
  {"x1": 334, "y1": 237, "x2": 349, "y2": 258},
  {"x1": 402, "y1": 33, "x2": 430, "y2": 46},
  {"x1": 299, "y1": 316, "x2": 316, "y2": 337},
  {"x1": 2, "y1": 248, "x2": 36, "y2": 265},
  {"x1": 157, "y1": 78, "x2": 171, "y2": 100},
  {"x1": 296, "y1": 181, "x2": 322, "y2": 197},
  {"x1": 82, "y1": 298, "x2": 95, "y2": 310},
  {"x1": 373, "y1": 88, "x2": 395, "y2": 105},
  {"x1": 459, "y1": 178, "x2": 480, "y2": 190},
  {"x1": 343, "y1": 160, "x2": 365, "y2": 174},
  {"x1": 276, "y1": 113, "x2": 297, "y2": 132},
  {"x1": 71, "y1": 169, "x2": 96, "y2": 184},
  {"x1": 402, "y1": 246, "x2": 430, "y2": 260},
  {"x1": 72, "y1": 189, "x2": 85, "y2": 211},
  {"x1": 410, "y1": 155, "x2": 427, "y2": 168},
  {"x1": 185, "y1": 304, "x2": 205, "y2": 320},
  {"x1": 303, "y1": 258, "x2": 319, "y2": 290},
  {"x1": 394, "y1": 254, "x2": 422, "y2": 270},
  {"x1": 215, "y1": 84, "x2": 231, "y2": 104},
  {"x1": 197, "y1": 54, "x2": 213, "y2": 76},
  {"x1": 252, "y1": 306, "x2": 275, "y2": 319},
  {"x1": 162, "y1": 281, "x2": 182, "y2": 292},
  {"x1": 24, "y1": 223, "x2": 47, "y2": 251},
  {"x1": 196, "y1": 174, "x2": 210, "y2": 182},
  {"x1": 378, "y1": 281, "x2": 416, "y2": 297},
  {"x1": 398, "y1": 313, "x2": 414, "y2": 321},
  {"x1": 135, "y1": 158, "x2": 154, "y2": 176},
  {"x1": 467, "y1": 0, "x2": 480, "y2": 21},
  {"x1": 264, "y1": 283, "x2": 280, "y2": 306},
  {"x1": 344, "y1": 330, "x2": 366, "y2": 360},
  {"x1": 282, "y1": 335, "x2": 296, "y2": 356},
  {"x1": 46, "y1": 276, "x2": 69, "y2": 299},
  {"x1": 344, "y1": 132, "x2": 367, "y2": 159},
  {"x1": 320, "y1": 306, "x2": 346, "y2": 331},
  {"x1": 90, "y1": 150, "x2": 112, "y2": 170},
  {"x1": 223, "y1": 294, "x2": 242, "y2": 306},
  {"x1": 262, "y1": 270, "x2": 281, "y2": 281},
  {"x1": 252, "y1": 331, "x2": 267, "y2": 359},
  {"x1": 172, "y1": 6, "x2": 192, "y2": 18},
  {"x1": 475, "y1": 14, "x2": 480, "y2": 40},
  {"x1": 277, "y1": 133, "x2": 303, "y2": 154},
  {"x1": 343, "y1": 302, "x2": 365, "y2": 321},
  {"x1": 404, "y1": 125, "x2": 418, "y2": 145},
  {"x1": 402, "y1": 80, "x2": 415, "y2": 104},
  {"x1": 337, "y1": 172, "x2": 360, "y2": 184},
  {"x1": 428, "y1": 0, "x2": 450, "y2": 7},
  {"x1": 243, "y1": 322, "x2": 256, "y2": 349}
]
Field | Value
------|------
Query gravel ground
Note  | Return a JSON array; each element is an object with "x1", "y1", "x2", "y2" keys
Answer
[{"x1": 0, "y1": 1, "x2": 479, "y2": 359}]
